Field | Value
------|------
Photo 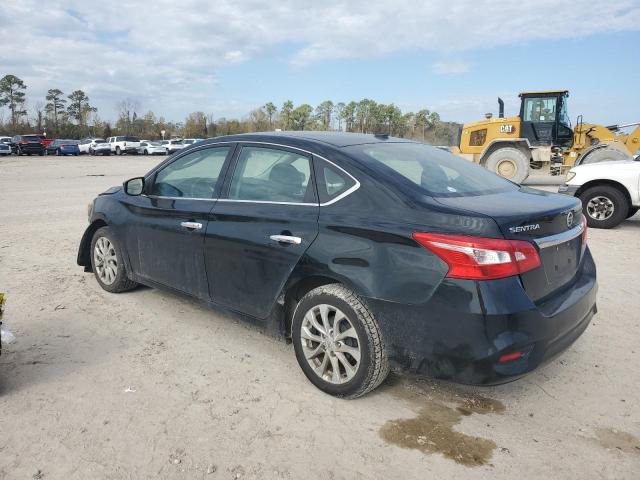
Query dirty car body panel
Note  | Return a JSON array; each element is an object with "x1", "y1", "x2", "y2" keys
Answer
[{"x1": 78, "y1": 132, "x2": 597, "y2": 385}]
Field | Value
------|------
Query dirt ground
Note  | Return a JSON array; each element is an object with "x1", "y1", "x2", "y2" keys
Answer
[{"x1": 0, "y1": 155, "x2": 639, "y2": 480}]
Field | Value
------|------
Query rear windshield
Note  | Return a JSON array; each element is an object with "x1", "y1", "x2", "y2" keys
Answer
[
  {"x1": 345, "y1": 142, "x2": 518, "y2": 197},
  {"x1": 124, "y1": 136, "x2": 139, "y2": 142},
  {"x1": 94, "y1": 138, "x2": 105, "y2": 142}
]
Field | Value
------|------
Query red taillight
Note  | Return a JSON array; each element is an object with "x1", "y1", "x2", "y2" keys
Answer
[
  {"x1": 581, "y1": 214, "x2": 587, "y2": 245},
  {"x1": 412, "y1": 232, "x2": 541, "y2": 280}
]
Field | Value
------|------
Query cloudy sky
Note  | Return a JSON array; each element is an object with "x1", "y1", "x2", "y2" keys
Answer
[{"x1": 1, "y1": 0, "x2": 639, "y2": 125}]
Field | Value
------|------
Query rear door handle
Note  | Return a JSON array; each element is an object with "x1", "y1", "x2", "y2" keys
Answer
[
  {"x1": 270, "y1": 234, "x2": 302, "y2": 245},
  {"x1": 180, "y1": 221, "x2": 203, "y2": 230}
]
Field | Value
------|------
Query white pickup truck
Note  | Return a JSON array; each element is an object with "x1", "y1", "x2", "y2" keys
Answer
[
  {"x1": 106, "y1": 136, "x2": 141, "y2": 155},
  {"x1": 559, "y1": 160, "x2": 640, "y2": 229}
]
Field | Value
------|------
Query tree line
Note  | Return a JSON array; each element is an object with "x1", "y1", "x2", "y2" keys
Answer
[{"x1": 0, "y1": 74, "x2": 461, "y2": 145}]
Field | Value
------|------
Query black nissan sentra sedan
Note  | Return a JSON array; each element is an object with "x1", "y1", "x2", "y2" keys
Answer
[{"x1": 77, "y1": 132, "x2": 597, "y2": 398}]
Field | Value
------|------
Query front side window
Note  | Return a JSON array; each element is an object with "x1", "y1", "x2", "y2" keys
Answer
[
  {"x1": 228, "y1": 146, "x2": 313, "y2": 203},
  {"x1": 523, "y1": 97, "x2": 556, "y2": 122},
  {"x1": 346, "y1": 142, "x2": 518, "y2": 198},
  {"x1": 150, "y1": 146, "x2": 230, "y2": 199}
]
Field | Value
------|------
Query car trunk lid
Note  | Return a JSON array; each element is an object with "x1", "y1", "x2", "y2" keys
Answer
[{"x1": 434, "y1": 186, "x2": 585, "y2": 301}]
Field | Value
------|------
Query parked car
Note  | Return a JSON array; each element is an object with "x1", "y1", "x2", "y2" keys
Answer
[
  {"x1": 91, "y1": 140, "x2": 112, "y2": 156},
  {"x1": 77, "y1": 132, "x2": 597, "y2": 398},
  {"x1": 139, "y1": 141, "x2": 168, "y2": 155},
  {"x1": 79, "y1": 138, "x2": 107, "y2": 155},
  {"x1": 559, "y1": 159, "x2": 640, "y2": 228},
  {"x1": 46, "y1": 139, "x2": 80, "y2": 156},
  {"x1": 0, "y1": 137, "x2": 11, "y2": 156},
  {"x1": 10, "y1": 135, "x2": 45, "y2": 155},
  {"x1": 106, "y1": 136, "x2": 140, "y2": 155},
  {"x1": 182, "y1": 138, "x2": 203, "y2": 148},
  {"x1": 165, "y1": 139, "x2": 185, "y2": 154}
]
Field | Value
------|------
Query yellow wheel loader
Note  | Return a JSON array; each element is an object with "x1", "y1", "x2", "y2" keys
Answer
[{"x1": 451, "y1": 90, "x2": 640, "y2": 183}]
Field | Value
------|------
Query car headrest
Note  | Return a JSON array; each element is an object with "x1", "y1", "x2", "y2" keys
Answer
[{"x1": 269, "y1": 163, "x2": 304, "y2": 188}]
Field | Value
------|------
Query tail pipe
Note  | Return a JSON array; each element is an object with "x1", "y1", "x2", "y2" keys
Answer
[{"x1": 498, "y1": 98, "x2": 504, "y2": 118}]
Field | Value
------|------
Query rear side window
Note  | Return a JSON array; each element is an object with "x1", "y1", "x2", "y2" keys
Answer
[
  {"x1": 150, "y1": 146, "x2": 230, "y2": 199},
  {"x1": 346, "y1": 142, "x2": 517, "y2": 197},
  {"x1": 228, "y1": 146, "x2": 313, "y2": 203},
  {"x1": 315, "y1": 159, "x2": 356, "y2": 204}
]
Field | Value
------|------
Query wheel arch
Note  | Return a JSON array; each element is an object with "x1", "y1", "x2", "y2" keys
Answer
[
  {"x1": 575, "y1": 179, "x2": 633, "y2": 209},
  {"x1": 280, "y1": 273, "x2": 360, "y2": 338},
  {"x1": 77, "y1": 218, "x2": 109, "y2": 271}
]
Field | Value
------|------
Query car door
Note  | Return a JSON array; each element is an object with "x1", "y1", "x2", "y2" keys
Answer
[
  {"x1": 205, "y1": 144, "x2": 319, "y2": 319},
  {"x1": 122, "y1": 144, "x2": 235, "y2": 300}
]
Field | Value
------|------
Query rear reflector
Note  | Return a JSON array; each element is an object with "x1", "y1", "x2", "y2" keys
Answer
[
  {"x1": 412, "y1": 232, "x2": 541, "y2": 280},
  {"x1": 498, "y1": 351, "x2": 523, "y2": 363}
]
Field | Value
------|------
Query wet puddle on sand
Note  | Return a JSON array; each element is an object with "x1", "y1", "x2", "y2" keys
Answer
[
  {"x1": 594, "y1": 428, "x2": 640, "y2": 455},
  {"x1": 379, "y1": 375, "x2": 505, "y2": 467}
]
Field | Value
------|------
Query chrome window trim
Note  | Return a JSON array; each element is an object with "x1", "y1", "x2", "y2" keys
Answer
[
  {"x1": 144, "y1": 140, "x2": 361, "y2": 207},
  {"x1": 143, "y1": 194, "x2": 216, "y2": 202},
  {"x1": 534, "y1": 223, "x2": 584, "y2": 249}
]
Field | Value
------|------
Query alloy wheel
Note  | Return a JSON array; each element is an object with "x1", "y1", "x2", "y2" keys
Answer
[
  {"x1": 93, "y1": 237, "x2": 118, "y2": 285},
  {"x1": 300, "y1": 304, "x2": 361, "y2": 384},
  {"x1": 587, "y1": 196, "x2": 614, "y2": 221}
]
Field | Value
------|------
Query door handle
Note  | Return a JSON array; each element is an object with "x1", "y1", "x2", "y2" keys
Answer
[
  {"x1": 180, "y1": 221, "x2": 203, "y2": 230},
  {"x1": 270, "y1": 234, "x2": 302, "y2": 245}
]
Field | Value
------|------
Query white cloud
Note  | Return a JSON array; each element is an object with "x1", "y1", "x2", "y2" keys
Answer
[
  {"x1": 432, "y1": 61, "x2": 470, "y2": 75},
  {"x1": 0, "y1": 0, "x2": 639, "y2": 120}
]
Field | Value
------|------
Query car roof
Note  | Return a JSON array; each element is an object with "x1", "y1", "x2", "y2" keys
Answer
[{"x1": 202, "y1": 131, "x2": 416, "y2": 149}]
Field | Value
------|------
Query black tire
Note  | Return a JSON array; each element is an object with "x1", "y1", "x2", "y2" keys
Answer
[
  {"x1": 89, "y1": 227, "x2": 138, "y2": 293},
  {"x1": 579, "y1": 185, "x2": 629, "y2": 229},
  {"x1": 74, "y1": 153, "x2": 78, "y2": 156},
  {"x1": 105, "y1": 151, "x2": 111, "y2": 156},
  {"x1": 292, "y1": 284, "x2": 389, "y2": 398},
  {"x1": 38, "y1": 151, "x2": 44, "y2": 156},
  {"x1": 143, "y1": 149, "x2": 148, "y2": 155},
  {"x1": 484, "y1": 147, "x2": 530, "y2": 184},
  {"x1": 89, "y1": 148, "x2": 94, "y2": 155},
  {"x1": 579, "y1": 146, "x2": 632, "y2": 165},
  {"x1": 626, "y1": 207, "x2": 639, "y2": 219},
  {"x1": 116, "y1": 146, "x2": 121, "y2": 155}
]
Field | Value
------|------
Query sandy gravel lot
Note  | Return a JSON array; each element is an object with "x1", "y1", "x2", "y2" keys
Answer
[{"x1": 0, "y1": 155, "x2": 639, "y2": 479}]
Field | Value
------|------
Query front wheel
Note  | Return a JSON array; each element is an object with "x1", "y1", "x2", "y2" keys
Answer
[
  {"x1": 484, "y1": 147, "x2": 530, "y2": 184},
  {"x1": 579, "y1": 185, "x2": 629, "y2": 229},
  {"x1": 90, "y1": 227, "x2": 138, "y2": 293},
  {"x1": 89, "y1": 148, "x2": 94, "y2": 155},
  {"x1": 115, "y1": 146, "x2": 121, "y2": 155},
  {"x1": 292, "y1": 284, "x2": 389, "y2": 398}
]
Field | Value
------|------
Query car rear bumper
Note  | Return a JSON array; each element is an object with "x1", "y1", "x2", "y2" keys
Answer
[{"x1": 368, "y1": 247, "x2": 598, "y2": 385}]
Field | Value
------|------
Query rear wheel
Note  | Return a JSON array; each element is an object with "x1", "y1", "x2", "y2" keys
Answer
[
  {"x1": 143, "y1": 149, "x2": 148, "y2": 155},
  {"x1": 90, "y1": 227, "x2": 138, "y2": 293},
  {"x1": 116, "y1": 146, "x2": 121, "y2": 155},
  {"x1": 292, "y1": 284, "x2": 389, "y2": 398},
  {"x1": 89, "y1": 147, "x2": 94, "y2": 155},
  {"x1": 484, "y1": 147, "x2": 530, "y2": 184},
  {"x1": 579, "y1": 185, "x2": 629, "y2": 229}
]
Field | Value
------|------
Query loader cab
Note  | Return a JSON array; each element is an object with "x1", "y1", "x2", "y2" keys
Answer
[{"x1": 519, "y1": 90, "x2": 573, "y2": 148}]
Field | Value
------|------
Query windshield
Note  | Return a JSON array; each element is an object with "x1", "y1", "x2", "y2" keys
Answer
[
  {"x1": 94, "y1": 138, "x2": 105, "y2": 143},
  {"x1": 346, "y1": 142, "x2": 518, "y2": 198}
]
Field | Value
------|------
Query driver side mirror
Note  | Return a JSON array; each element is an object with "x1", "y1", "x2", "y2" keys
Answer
[{"x1": 124, "y1": 177, "x2": 145, "y2": 196}]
